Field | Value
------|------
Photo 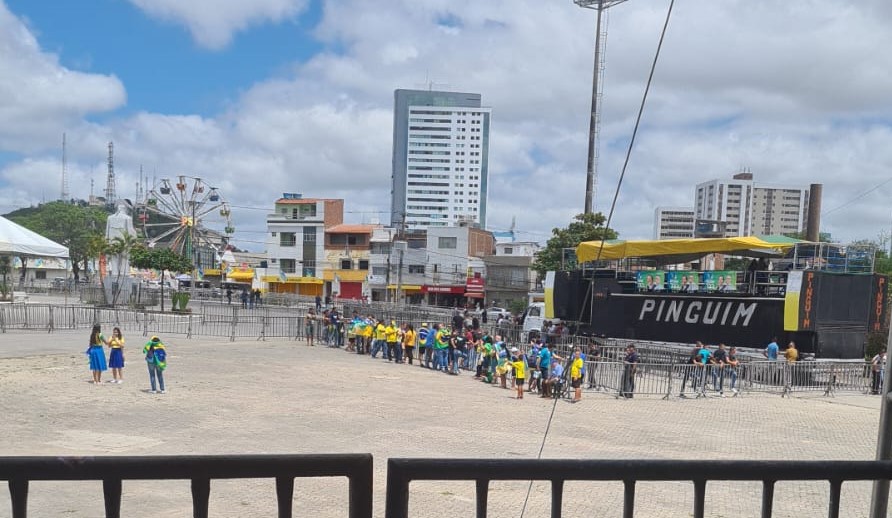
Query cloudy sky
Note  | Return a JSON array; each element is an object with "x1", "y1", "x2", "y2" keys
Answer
[{"x1": 1, "y1": 0, "x2": 891, "y2": 251}]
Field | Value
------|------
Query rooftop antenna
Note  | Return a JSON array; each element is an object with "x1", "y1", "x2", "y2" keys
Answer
[
  {"x1": 104, "y1": 141, "x2": 116, "y2": 206},
  {"x1": 415, "y1": 70, "x2": 450, "y2": 92},
  {"x1": 575, "y1": 0, "x2": 629, "y2": 215},
  {"x1": 60, "y1": 133, "x2": 69, "y2": 202}
]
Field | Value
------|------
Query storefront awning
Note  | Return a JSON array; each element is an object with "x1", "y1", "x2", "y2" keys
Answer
[
  {"x1": 323, "y1": 270, "x2": 369, "y2": 282},
  {"x1": 386, "y1": 284, "x2": 422, "y2": 292},
  {"x1": 261, "y1": 275, "x2": 323, "y2": 284},
  {"x1": 227, "y1": 270, "x2": 254, "y2": 282},
  {"x1": 465, "y1": 292, "x2": 485, "y2": 299}
]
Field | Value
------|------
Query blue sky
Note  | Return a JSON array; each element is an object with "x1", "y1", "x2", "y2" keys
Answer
[
  {"x1": 1, "y1": 0, "x2": 891, "y2": 250},
  {"x1": 6, "y1": 0, "x2": 324, "y2": 119}
]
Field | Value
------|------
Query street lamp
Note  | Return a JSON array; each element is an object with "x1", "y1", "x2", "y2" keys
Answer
[{"x1": 574, "y1": 0, "x2": 629, "y2": 215}]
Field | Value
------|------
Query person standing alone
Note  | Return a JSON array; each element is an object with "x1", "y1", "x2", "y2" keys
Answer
[{"x1": 143, "y1": 336, "x2": 168, "y2": 394}]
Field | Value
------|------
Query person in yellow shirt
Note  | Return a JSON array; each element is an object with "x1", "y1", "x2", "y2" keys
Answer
[
  {"x1": 385, "y1": 321, "x2": 399, "y2": 362},
  {"x1": 361, "y1": 317, "x2": 374, "y2": 355},
  {"x1": 507, "y1": 347, "x2": 527, "y2": 399},
  {"x1": 371, "y1": 319, "x2": 387, "y2": 359},
  {"x1": 570, "y1": 348, "x2": 584, "y2": 403},
  {"x1": 403, "y1": 324, "x2": 417, "y2": 365}
]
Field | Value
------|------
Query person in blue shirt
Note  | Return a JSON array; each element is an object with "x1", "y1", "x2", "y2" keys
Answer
[
  {"x1": 764, "y1": 337, "x2": 779, "y2": 360},
  {"x1": 537, "y1": 343, "x2": 553, "y2": 393}
]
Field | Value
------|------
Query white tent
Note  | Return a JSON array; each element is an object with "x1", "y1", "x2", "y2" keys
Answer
[{"x1": 0, "y1": 216, "x2": 69, "y2": 258}]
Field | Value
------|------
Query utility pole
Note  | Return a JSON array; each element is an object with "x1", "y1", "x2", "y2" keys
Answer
[
  {"x1": 870, "y1": 322, "x2": 892, "y2": 516},
  {"x1": 574, "y1": 0, "x2": 629, "y2": 214},
  {"x1": 60, "y1": 133, "x2": 69, "y2": 202}
]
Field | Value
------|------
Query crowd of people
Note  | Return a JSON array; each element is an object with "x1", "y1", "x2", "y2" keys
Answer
[{"x1": 297, "y1": 307, "x2": 642, "y2": 403}]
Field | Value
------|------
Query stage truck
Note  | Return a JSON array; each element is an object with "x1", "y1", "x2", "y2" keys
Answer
[{"x1": 545, "y1": 235, "x2": 886, "y2": 359}]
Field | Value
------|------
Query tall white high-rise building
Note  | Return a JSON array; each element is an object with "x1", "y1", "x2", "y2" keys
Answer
[
  {"x1": 391, "y1": 89, "x2": 491, "y2": 231},
  {"x1": 694, "y1": 172, "x2": 809, "y2": 237}
]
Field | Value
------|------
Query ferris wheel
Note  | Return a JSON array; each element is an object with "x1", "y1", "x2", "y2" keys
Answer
[{"x1": 137, "y1": 176, "x2": 234, "y2": 266}]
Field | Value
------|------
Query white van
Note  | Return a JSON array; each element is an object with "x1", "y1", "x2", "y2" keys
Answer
[{"x1": 521, "y1": 302, "x2": 559, "y2": 340}]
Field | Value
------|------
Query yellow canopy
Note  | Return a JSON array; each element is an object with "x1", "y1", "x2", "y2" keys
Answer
[{"x1": 577, "y1": 235, "x2": 805, "y2": 263}]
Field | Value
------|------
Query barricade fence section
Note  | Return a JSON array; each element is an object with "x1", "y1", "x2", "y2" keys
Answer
[
  {"x1": 385, "y1": 458, "x2": 892, "y2": 518},
  {"x1": 0, "y1": 454, "x2": 374, "y2": 518}
]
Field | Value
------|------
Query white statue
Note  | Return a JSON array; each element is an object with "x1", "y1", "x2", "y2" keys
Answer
[{"x1": 105, "y1": 201, "x2": 136, "y2": 284}]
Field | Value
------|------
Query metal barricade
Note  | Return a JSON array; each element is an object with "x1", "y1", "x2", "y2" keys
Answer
[
  {"x1": 0, "y1": 454, "x2": 373, "y2": 518},
  {"x1": 385, "y1": 458, "x2": 892, "y2": 518}
]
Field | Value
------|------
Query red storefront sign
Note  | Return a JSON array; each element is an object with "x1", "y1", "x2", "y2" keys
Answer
[{"x1": 466, "y1": 276, "x2": 484, "y2": 293}]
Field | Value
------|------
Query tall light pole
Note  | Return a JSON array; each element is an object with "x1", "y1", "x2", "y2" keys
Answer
[{"x1": 575, "y1": 0, "x2": 629, "y2": 215}]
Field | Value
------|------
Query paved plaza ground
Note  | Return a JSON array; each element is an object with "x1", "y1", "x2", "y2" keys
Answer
[{"x1": 0, "y1": 328, "x2": 886, "y2": 517}]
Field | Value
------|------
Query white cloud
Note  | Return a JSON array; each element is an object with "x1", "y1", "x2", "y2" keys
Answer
[
  {"x1": 0, "y1": 2, "x2": 125, "y2": 152},
  {"x1": 3, "y1": 0, "x2": 892, "y2": 249},
  {"x1": 127, "y1": 0, "x2": 308, "y2": 49}
]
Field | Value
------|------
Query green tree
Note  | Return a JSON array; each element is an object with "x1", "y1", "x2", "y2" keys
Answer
[
  {"x1": 130, "y1": 245, "x2": 193, "y2": 312},
  {"x1": 6, "y1": 202, "x2": 109, "y2": 281},
  {"x1": 532, "y1": 212, "x2": 618, "y2": 277}
]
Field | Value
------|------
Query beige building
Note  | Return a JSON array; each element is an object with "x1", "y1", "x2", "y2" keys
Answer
[{"x1": 694, "y1": 172, "x2": 808, "y2": 237}]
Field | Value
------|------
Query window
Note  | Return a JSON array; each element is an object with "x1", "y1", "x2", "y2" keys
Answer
[
  {"x1": 438, "y1": 237, "x2": 457, "y2": 249},
  {"x1": 504, "y1": 247, "x2": 513, "y2": 255},
  {"x1": 35, "y1": 270, "x2": 47, "y2": 280},
  {"x1": 340, "y1": 258, "x2": 352, "y2": 269},
  {"x1": 358, "y1": 260, "x2": 369, "y2": 270},
  {"x1": 303, "y1": 227, "x2": 317, "y2": 243},
  {"x1": 372, "y1": 266, "x2": 387, "y2": 276},
  {"x1": 280, "y1": 232, "x2": 296, "y2": 247},
  {"x1": 270, "y1": 258, "x2": 277, "y2": 263},
  {"x1": 371, "y1": 242, "x2": 392, "y2": 254},
  {"x1": 271, "y1": 232, "x2": 277, "y2": 237},
  {"x1": 280, "y1": 259, "x2": 296, "y2": 274},
  {"x1": 330, "y1": 234, "x2": 365, "y2": 246},
  {"x1": 408, "y1": 265, "x2": 425, "y2": 274}
]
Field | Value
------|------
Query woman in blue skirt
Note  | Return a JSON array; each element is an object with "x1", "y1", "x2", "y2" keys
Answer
[
  {"x1": 107, "y1": 327, "x2": 125, "y2": 383},
  {"x1": 87, "y1": 324, "x2": 108, "y2": 384}
]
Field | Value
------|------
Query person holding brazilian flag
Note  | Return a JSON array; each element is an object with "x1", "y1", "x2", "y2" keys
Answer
[{"x1": 143, "y1": 336, "x2": 168, "y2": 394}]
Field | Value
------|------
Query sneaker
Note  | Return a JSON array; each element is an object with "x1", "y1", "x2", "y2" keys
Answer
[
  {"x1": 160, "y1": 390, "x2": 166, "y2": 394},
  {"x1": 732, "y1": 388, "x2": 739, "y2": 394},
  {"x1": 679, "y1": 393, "x2": 687, "y2": 399},
  {"x1": 150, "y1": 390, "x2": 156, "y2": 394}
]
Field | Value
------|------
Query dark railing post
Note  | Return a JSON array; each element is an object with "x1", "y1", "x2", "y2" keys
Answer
[
  {"x1": 385, "y1": 460, "x2": 409, "y2": 518},
  {"x1": 623, "y1": 480, "x2": 635, "y2": 518},
  {"x1": 551, "y1": 479, "x2": 564, "y2": 518},
  {"x1": 275, "y1": 476, "x2": 294, "y2": 518},
  {"x1": 693, "y1": 479, "x2": 706, "y2": 518},
  {"x1": 9, "y1": 478, "x2": 27, "y2": 518},
  {"x1": 828, "y1": 479, "x2": 842, "y2": 518},
  {"x1": 102, "y1": 478, "x2": 122, "y2": 518},
  {"x1": 191, "y1": 478, "x2": 211, "y2": 518},
  {"x1": 349, "y1": 455, "x2": 374, "y2": 518},
  {"x1": 761, "y1": 480, "x2": 775, "y2": 518},
  {"x1": 475, "y1": 479, "x2": 489, "y2": 518}
]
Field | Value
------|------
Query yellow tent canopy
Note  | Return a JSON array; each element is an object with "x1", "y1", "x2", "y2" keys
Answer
[{"x1": 577, "y1": 235, "x2": 806, "y2": 263}]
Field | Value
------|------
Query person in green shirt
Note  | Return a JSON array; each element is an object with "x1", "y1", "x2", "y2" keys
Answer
[{"x1": 434, "y1": 324, "x2": 450, "y2": 372}]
